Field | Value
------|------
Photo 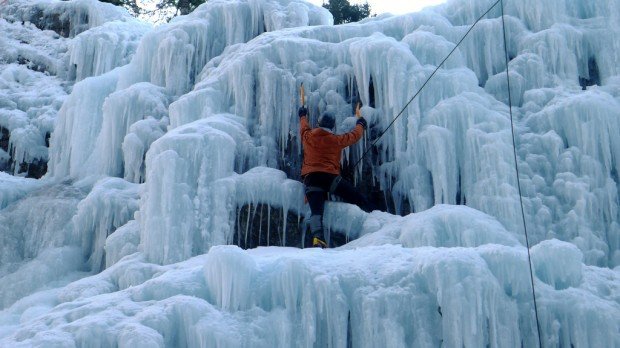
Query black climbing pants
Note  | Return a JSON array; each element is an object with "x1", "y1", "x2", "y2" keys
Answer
[{"x1": 303, "y1": 172, "x2": 372, "y2": 237}]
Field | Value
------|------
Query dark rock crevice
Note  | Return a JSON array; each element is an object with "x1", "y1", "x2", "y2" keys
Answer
[
  {"x1": 234, "y1": 203, "x2": 353, "y2": 249},
  {"x1": 0, "y1": 127, "x2": 9, "y2": 152},
  {"x1": 16, "y1": 159, "x2": 47, "y2": 179},
  {"x1": 234, "y1": 203, "x2": 305, "y2": 249},
  {"x1": 579, "y1": 57, "x2": 600, "y2": 90},
  {"x1": 0, "y1": 127, "x2": 48, "y2": 179}
]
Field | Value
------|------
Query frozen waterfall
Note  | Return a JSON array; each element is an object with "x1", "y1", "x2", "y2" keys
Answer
[{"x1": 1, "y1": 0, "x2": 619, "y2": 346}]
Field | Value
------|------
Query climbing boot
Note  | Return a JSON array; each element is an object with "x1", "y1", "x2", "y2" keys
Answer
[
  {"x1": 308, "y1": 215, "x2": 327, "y2": 248},
  {"x1": 312, "y1": 236, "x2": 328, "y2": 248}
]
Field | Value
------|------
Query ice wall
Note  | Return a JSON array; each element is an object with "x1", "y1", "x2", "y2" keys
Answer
[
  {"x1": 1, "y1": 212, "x2": 619, "y2": 347},
  {"x1": 0, "y1": 0, "x2": 146, "y2": 176},
  {"x1": 518, "y1": 86, "x2": 620, "y2": 266},
  {"x1": 0, "y1": 172, "x2": 43, "y2": 209},
  {"x1": 46, "y1": 0, "x2": 332, "y2": 180},
  {"x1": 95, "y1": 82, "x2": 170, "y2": 179},
  {"x1": 164, "y1": 0, "x2": 620, "y2": 266},
  {"x1": 47, "y1": 68, "x2": 122, "y2": 178},
  {"x1": 68, "y1": 20, "x2": 151, "y2": 82},
  {"x1": 140, "y1": 118, "x2": 237, "y2": 264},
  {"x1": 1, "y1": 0, "x2": 132, "y2": 38},
  {"x1": 0, "y1": 181, "x2": 87, "y2": 309},
  {"x1": 117, "y1": 0, "x2": 332, "y2": 95},
  {"x1": 139, "y1": 114, "x2": 305, "y2": 264},
  {"x1": 42, "y1": 0, "x2": 333, "y2": 264},
  {"x1": 72, "y1": 177, "x2": 140, "y2": 272},
  {"x1": 168, "y1": 8, "x2": 524, "y2": 241},
  {"x1": 2, "y1": 0, "x2": 620, "y2": 346},
  {"x1": 0, "y1": 16, "x2": 67, "y2": 176}
]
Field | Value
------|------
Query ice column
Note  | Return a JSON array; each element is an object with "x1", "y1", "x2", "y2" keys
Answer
[
  {"x1": 94, "y1": 82, "x2": 169, "y2": 178},
  {"x1": 140, "y1": 119, "x2": 236, "y2": 264},
  {"x1": 47, "y1": 69, "x2": 121, "y2": 178},
  {"x1": 71, "y1": 177, "x2": 140, "y2": 272}
]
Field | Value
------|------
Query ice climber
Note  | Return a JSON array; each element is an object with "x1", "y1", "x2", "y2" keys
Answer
[{"x1": 298, "y1": 104, "x2": 372, "y2": 248}]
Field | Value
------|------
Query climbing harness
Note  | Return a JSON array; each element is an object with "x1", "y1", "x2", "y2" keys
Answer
[{"x1": 329, "y1": 175, "x2": 342, "y2": 194}]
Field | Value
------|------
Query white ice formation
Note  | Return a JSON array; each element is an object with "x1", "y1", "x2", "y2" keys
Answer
[
  {"x1": 0, "y1": 0, "x2": 147, "y2": 176},
  {"x1": 1, "y1": 0, "x2": 619, "y2": 346}
]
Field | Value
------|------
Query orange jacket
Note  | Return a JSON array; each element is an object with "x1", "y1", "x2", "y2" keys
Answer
[{"x1": 300, "y1": 116, "x2": 364, "y2": 176}]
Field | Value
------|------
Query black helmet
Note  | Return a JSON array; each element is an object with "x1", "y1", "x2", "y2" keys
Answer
[{"x1": 318, "y1": 112, "x2": 335, "y2": 129}]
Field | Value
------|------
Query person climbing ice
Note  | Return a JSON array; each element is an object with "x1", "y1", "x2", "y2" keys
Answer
[{"x1": 298, "y1": 102, "x2": 373, "y2": 248}]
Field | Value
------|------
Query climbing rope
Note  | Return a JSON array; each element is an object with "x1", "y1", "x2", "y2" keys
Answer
[
  {"x1": 499, "y1": 0, "x2": 544, "y2": 346},
  {"x1": 349, "y1": 0, "x2": 544, "y2": 345},
  {"x1": 351, "y1": 0, "x2": 502, "y2": 171}
]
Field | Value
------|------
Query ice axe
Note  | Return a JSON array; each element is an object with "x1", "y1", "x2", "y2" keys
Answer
[{"x1": 300, "y1": 83, "x2": 306, "y2": 109}]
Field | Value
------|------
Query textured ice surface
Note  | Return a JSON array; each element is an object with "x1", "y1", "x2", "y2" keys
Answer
[
  {"x1": 0, "y1": 0, "x2": 144, "y2": 175},
  {"x1": 0, "y1": 181, "x2": 87, "y2": 308},
  {"x1": 72, "y1": 177, "x2": 140, "y2": 272},
  {"x1": 1, "y1": 0, "x2": 132, "y2": 38},
  {"x1": 69, "y1": 20, "x2": 151, "y2": 82},
  {"x1": 1, "y1": 0, "x2": 620, "y2": 346},
  {"x1": 1, "y1": 228, "x2": 619, "y2": 347},
  {"x1": 0, "y1": 172, "x2": 43, "y2": 209}
]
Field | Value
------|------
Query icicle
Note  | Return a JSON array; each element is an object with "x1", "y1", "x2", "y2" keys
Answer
[
  {"x1": 258, "y1": 204, "x2": 264, "y2": 245},
  {"x1": 267, "y1": 207, "x2": 271, "y2": 247},
  {"x1": 244, "y1": 204, "x2": 251, "y2": 248}
]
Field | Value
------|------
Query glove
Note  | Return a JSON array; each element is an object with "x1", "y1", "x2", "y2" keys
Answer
[
  {"x1": 356, "y1": 117, "x2": 367, "y2": 130},
  {"x1": 298, "y1": 106, "x2": 308, "y2": 118}
]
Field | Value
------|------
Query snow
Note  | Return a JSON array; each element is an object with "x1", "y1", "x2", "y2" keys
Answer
[{"x1": 1, "y1": 0, "x2": 620, "y2": 346}]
